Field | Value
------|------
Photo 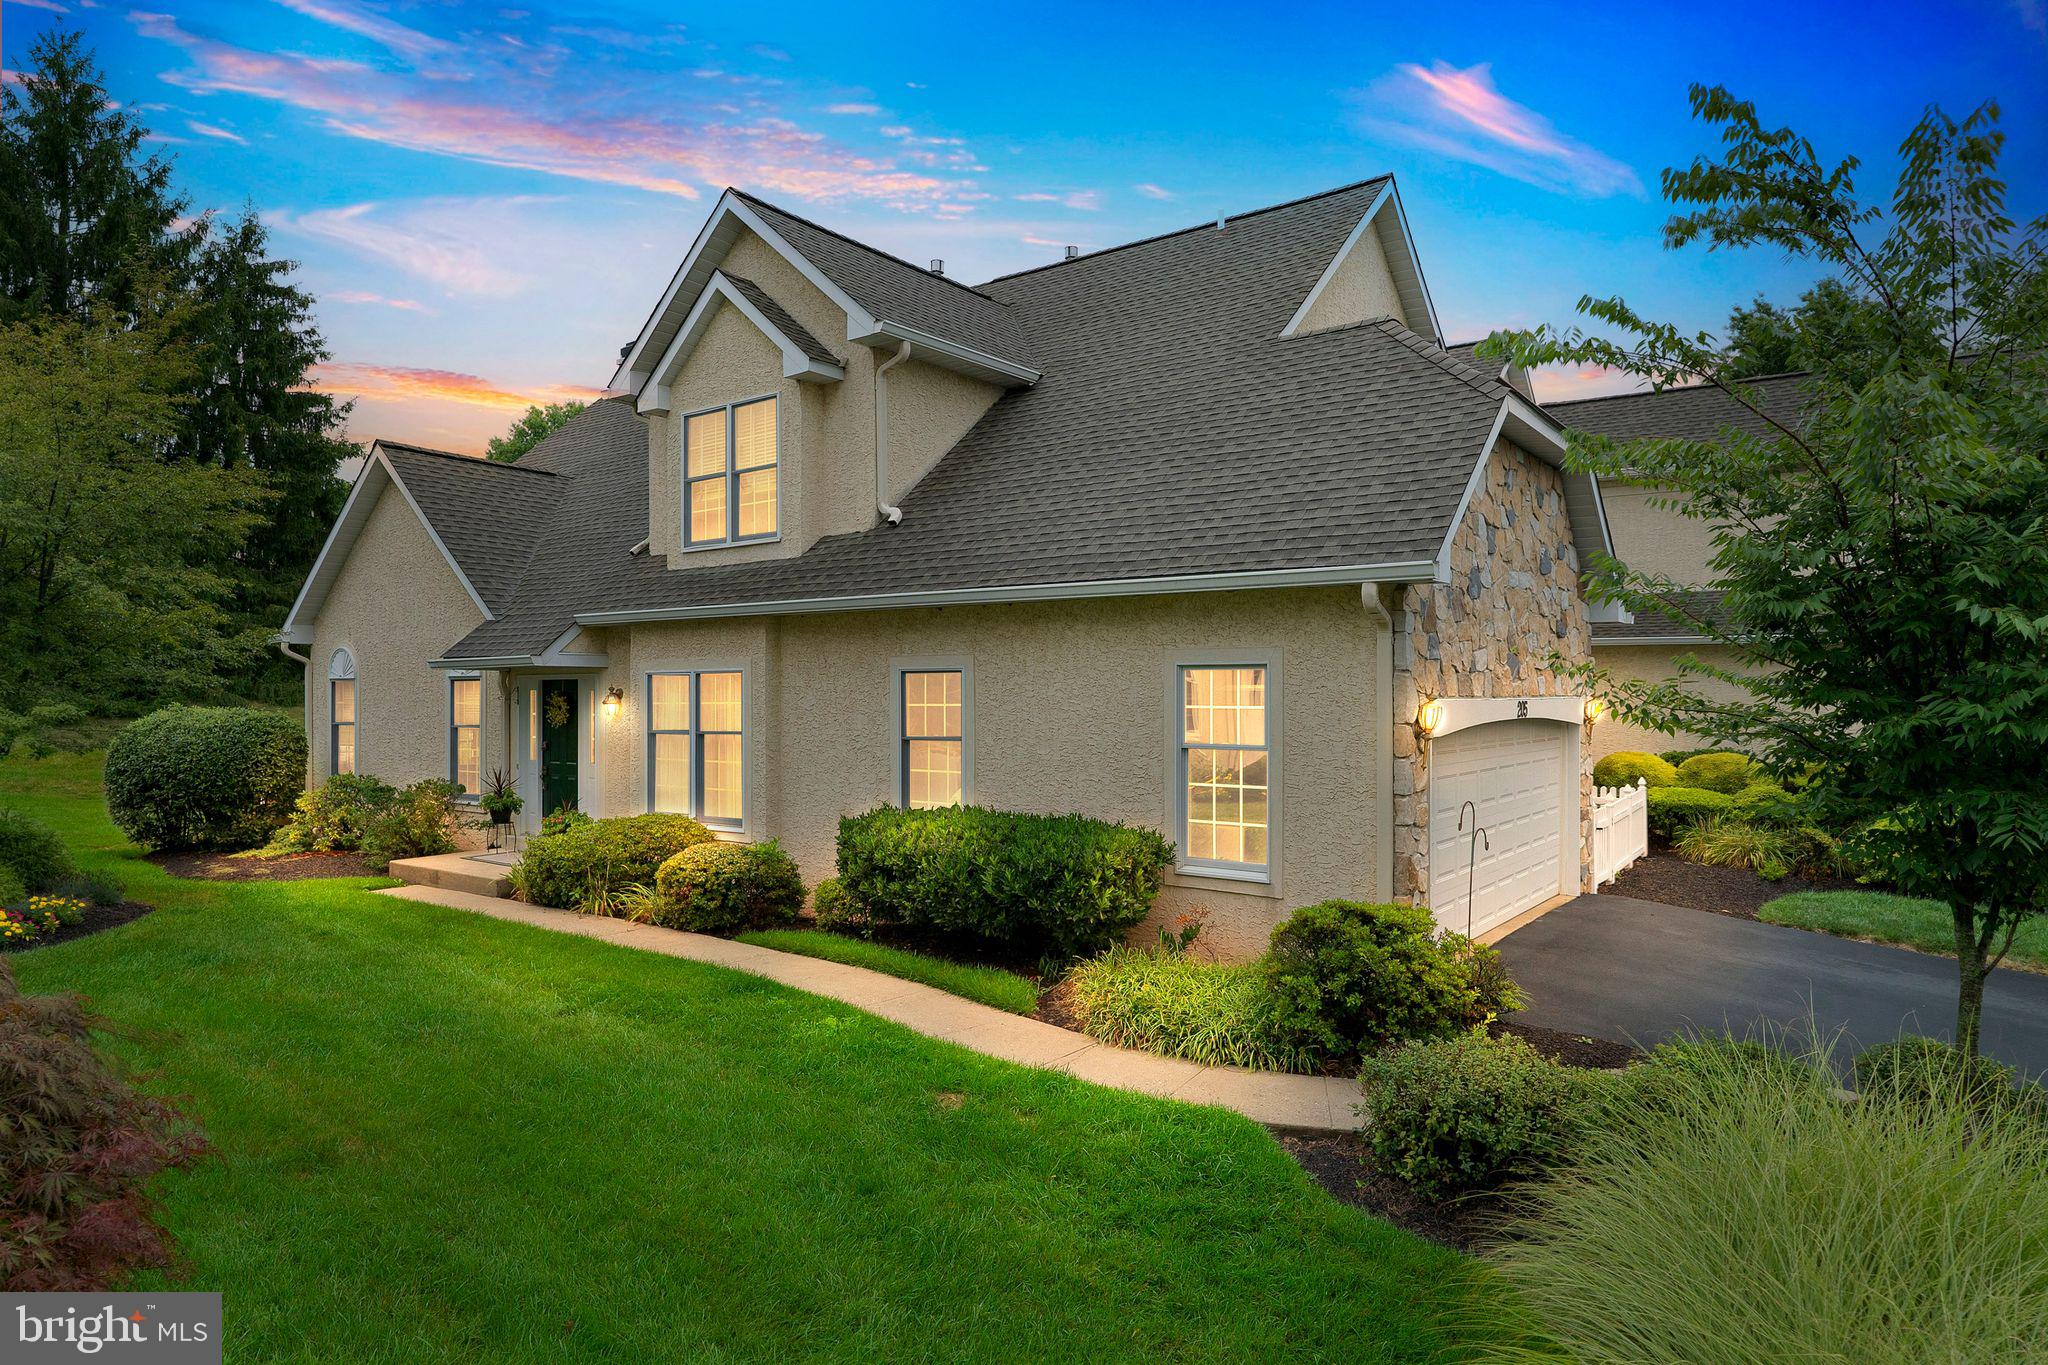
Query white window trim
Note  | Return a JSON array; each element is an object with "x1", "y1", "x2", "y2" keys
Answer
[
  {"x1": 643, "y1": 665, "x2": 749, "y2": 831},
  {"x1": 447, "y1": 672, "x2": 482, "y2": 801},
  {"x1": 680, "y1": 393, "x2": 782, "y2": 551},
  {"x1": 1165, "y1": 653, "x2": 1282, "y2": 892},
  {"x1": 327, "y1": 648, "x2": 358, "y2": 779},
  {"x1": 891, "y1": 656, "x2": 973, "y2": 810}
]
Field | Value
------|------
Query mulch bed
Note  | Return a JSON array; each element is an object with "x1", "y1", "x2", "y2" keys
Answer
[
  {"x1": 149, "y1": 849, "x2": 377, "y2": 882},
  {"x1": 1281, "y1": 1132, "x2": 1509, "y2": 1252},
  {"x1": 4, "y1": 900, "x2": 153, "y2": 952},
  {"x1": 1607, "y1": 849, "x2": 1859, "y2": 921},
  {"x1": 1495, "y1": 1017, "x2": 1640, "y2": 1069}
]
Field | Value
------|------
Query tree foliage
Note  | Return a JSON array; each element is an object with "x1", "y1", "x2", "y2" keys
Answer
[
  {"x1": 486, "y1": 401, "x2": 585, "y2": 463},
  {"x1": 1487, "y1": 88, "x2": 2048, "y2": 1054}
]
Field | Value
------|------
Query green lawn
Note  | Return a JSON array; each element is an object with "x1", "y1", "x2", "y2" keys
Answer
[
  {"x1": 735, "y1": 927, "x2": 1042, "y2": 1015},
  {"x1": 1760, "y1": 890, "x2": 2048, "y2": 973},
  {"x1": 1, "y1": 750, "x2": 1502, "y2": 1362}
]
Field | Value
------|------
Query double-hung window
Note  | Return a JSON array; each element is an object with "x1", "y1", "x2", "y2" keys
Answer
[
  {"x1": 684, "y1": 396, "x2": 778, "y2": 547},
  {"x1": 331, "y1": 679, "x2": 357, "y2": 776},
  {"x1": 647, "y1": 671, "x2": 745, "y2": 828},
  {"x1": 1177, "y1": 665, "x2": 1271, "y2": 874},
  {"x1": 900, "y1": 670, "x2": 964, "y2": 809},
  {"x1": 449, "y1": 676, "x2": 481, "y2": 796}
]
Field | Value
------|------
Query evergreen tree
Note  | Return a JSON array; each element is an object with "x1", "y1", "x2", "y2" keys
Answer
[{"x1": 0, "y1": 30, "x2": 196, "y2": 321}]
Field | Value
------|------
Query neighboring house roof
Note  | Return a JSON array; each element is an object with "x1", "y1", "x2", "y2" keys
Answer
[
  {"x1": 1545, "y1": 370, "x2": 1814, "y2": 446},
  {"x1": 432, "y1": 180, "x2": 1610, "y2": 664},
  {"x1": 1591, "y1": 589, "x2": 1732, "y2": 645}
]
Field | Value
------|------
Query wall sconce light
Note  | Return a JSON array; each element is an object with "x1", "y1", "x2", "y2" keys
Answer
[
  {"x1": 602, "y1": 686, "x2": 624, "y2": 721},
  {"x1": 1415, "y1": 698, "x2": 1446, "y2": 741},
  {"x1": 1584, "y1": 697, "x2": 1606, "y2": 726}
]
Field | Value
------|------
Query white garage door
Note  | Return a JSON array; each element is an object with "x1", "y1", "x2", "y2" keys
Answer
[{"x1": 1428, "y1": 721, "x2": 1568, "y2": 938}]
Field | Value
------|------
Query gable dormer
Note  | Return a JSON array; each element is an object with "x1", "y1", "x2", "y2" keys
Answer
[
  {"x1": 615, "y1": 192, "x2": 1031, "y2": 571},
  {"x1": 1281, "y1": 180, "x2": 1441, "y2": 341}
]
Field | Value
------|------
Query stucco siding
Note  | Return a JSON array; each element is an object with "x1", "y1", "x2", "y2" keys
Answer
[
  {"x1": 583, "y1": 587, "x2": 1385, "y2": 961},
  {"x1": 1296, "y1": 221, "x2": 1405, "y2": 334},
  {"x1": 1590, "y1": 643, "x2": 1751, "y2": 760},
  {"x1": 1601, "y1": 480, "x2": 1719, "y2": 585},
  {"x1": 306, "y1": 481, "x2": 492, "y2": 788}
]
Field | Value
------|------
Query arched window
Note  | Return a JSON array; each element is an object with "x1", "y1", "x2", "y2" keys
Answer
[{"x1": 328, "y1": 648, "x2": 357, "y2": 775}]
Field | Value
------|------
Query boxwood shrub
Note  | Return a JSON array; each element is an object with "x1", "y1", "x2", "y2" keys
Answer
[
  {"x1": 1592, "y1": 751, "x2": 1679, "y2": 790},
  {"x1": 650, "y1": 840, "x2": 804, "y2": 934},
  {"x1": 1646, "y1": 785, "x2": 1736, "y2": 838},
  {"x1": 835, "y1": 805, "x2": 1173, "y2": 959},
  {"x1": 0, "y1": 807, "x2": 75, "y2": 894},
  {"x1": 516, "y1": 813, "x2": 713, "y2": 911},
  {"x1": 1674, "y1": 751, "x2": 1759, "y2": 794},
  {"x1": 104, "y1": 706, "x2": 306, "y2": 852}
]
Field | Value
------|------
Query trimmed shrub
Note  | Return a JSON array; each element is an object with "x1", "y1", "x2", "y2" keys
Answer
[
  {"x1": 1853, "y1": 1037, "x2": 2046, "y2": 1125},
  {"x1": 0, "y1": 960, "x2": 206, "y2": 1289},
  {"x1": 810, "y1": 876, "x2": 871, "y2": 934},
  {"x1": 1483, "y1": 1032, "x2": 2048, "y2": 1363},
  {"x1": 1674, "y1": 750, "x2": 1759, "y2": 794},
  {"x1": 1262, "y1": 900, "x2": 1508, "y2": 1057},
  {"x1": 1730, "y1": 782, "x2": 1801, "y2": 826},
  {"x1": 1358, "y1": 1028, "x2": 1608, "y2": 1197},
  {"x1": 0, "y1": 808, "x2": 74, "y2": 894},
  {"x1": 835, "y1": 805, "x2": 1173, "y2": 959},
  {"x1": 517, "y1": 813, "x2": 714, "y2": 911},
  {"x1": 104, "y1": 706, "x2": 306, "y2": 852},
  {"x1": 650, "y1": 840, "x2": 804, "y2": 935},
  {"x1": 359, "y1": 779, "x2": 462, "y2": 872},
  {"x1": 47, "y1": 875, "x2": 120, "y2": 908},
  {"x1": 1657, "y1": 746, "x2": 1724, "y2": 767},
  {"x1": 1591, "y1": 751, "x2": 1678, "y2": 790},
  {"x1": 1645, "y1": 784, "x2": 1735, "y2": 838},
  {"x1": 262, "y1": 773, "x2": 396, "y2": 854},
  {"x1": 1065, "y1": 948, "x2": 1311, "y2": 1073},
  {"x1": 0, "y1": 866, "x2": 24, "y2": 910}
]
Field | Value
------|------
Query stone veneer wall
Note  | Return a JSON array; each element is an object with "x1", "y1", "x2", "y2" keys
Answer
[{"x1": 1390, "y1": 441, "x2": 1595, "y2": 904}]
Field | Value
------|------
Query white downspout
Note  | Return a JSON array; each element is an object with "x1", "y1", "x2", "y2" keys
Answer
[
  {"x1": 277, "y1": 639, "x2": 313, "y2": 790},
  {"x1": 1362, "y1": 584, "x2": 1397, "y2": 903},
  {"x1": 874, "y1": 340, "x2": 910, "y2": 525}
]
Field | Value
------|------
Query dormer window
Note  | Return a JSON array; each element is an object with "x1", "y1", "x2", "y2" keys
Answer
[{"x1": 685, "y1": 396, "x2": 779, "y2": 547}]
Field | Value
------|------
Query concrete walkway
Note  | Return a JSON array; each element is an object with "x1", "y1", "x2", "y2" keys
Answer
[
  {"x1": 376, "y1": 884, "x2": 1362, "y2": 1134},
  {"x1": 1501, "y1": 894, "x2": 2048, "y2": 1081}
]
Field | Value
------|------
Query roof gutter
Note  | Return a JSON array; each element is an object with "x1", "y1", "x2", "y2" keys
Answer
[{"x1": 571, "y1": 558, "x2": 1439, "y2": 627}]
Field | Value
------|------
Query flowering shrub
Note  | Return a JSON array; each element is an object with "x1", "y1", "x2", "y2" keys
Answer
[{"x1": 0, "y1": 896, "x2": 89, "y2": 948}]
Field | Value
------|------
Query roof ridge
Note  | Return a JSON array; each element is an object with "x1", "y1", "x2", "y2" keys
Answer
[
  {"x1": 380, "y1": 441, "x2": 560, "y2": 478},
  {"x1": 1541, "y1": 368, "x2": 1813, "y2": 408},
  {"x1": 1365, "y1": 316, "x2": 1506, "y2": 401},
  {"x1": 728, "y1": 188, "x2": 1012, "y2": 307},
  {"x1": 975, "y1": 175, "x2": 1392, "y2": 288}
]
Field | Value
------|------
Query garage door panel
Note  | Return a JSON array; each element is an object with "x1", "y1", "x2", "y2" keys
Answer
[{"x1": 1429, "y1": 721, "x2": 1568, "y2": 938}]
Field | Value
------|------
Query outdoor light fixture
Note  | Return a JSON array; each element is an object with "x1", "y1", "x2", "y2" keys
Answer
[
  {"x1": 1415, "y1": 698, "x2": 1446, "y2": 740},
  {"x1": 1584, "y1": 697, "x2": 1606, "y2": 726},
  {"x1": 602, "y1": 686, "x2": 624, "y2": 720}
]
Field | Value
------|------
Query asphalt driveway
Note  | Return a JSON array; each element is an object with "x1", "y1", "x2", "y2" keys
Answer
[{"x1": 1498, "y1": 894, "x2": 2048, "y2": 1081}]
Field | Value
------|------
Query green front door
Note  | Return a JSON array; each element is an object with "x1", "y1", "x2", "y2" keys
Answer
[{"x1": 540, "y1": 679, "x2": 579, "y2": 818}]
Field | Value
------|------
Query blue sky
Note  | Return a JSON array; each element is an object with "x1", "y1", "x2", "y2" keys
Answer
[{"x1": 4, "y1": 0, "x2": 2043, "y2": 452}]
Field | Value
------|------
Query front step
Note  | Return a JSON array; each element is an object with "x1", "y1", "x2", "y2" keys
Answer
[{"x1": 387, "y1": 852, "x2": 514, "y2": 899}]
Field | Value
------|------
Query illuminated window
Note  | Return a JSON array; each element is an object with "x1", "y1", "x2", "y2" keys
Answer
[
  {"x1": 647, "y1": 670, "x2": 745, "y2": 828},
  {"x1": 449, "y1": 676, "x2": 481, "y2": 795},
  {"x1": 684, "y1": 397, "x2": 778, "y2": 547},
  {"x1": 900, "y1": 670, "x2": 963, "y2": 809},
  {"x1": 1178, "y1": 665, "x2": 1270, "y2": 872},
  {"x1": 331, "y1": 679, "x2": 356, "y2": 776}
]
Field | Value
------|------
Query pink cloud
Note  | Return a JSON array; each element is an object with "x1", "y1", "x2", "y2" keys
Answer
[
  {"x1": 327, "y1": 289, "x2": 433, "y2": 313},
  {"x1": 311, "y1": 360, "x2": 602, "y2": 411},
  {"x1": 826, "y1": 102, "x2": 881, "y2": 115},
  {"x1": 270, "y1": 0, "x2": 451, "y2": 61},
  {"x1": 1530, "y1": 364, "x2": 1646, "y2": 404},
  {"x1": 1014, "y1": 190, "x2": 1101, "y2": 211},
  {"x1": 1359, "y1": 62, "x2": 1641, "y2": 198},
  {"x1": 274, "y1": 198, "x2": 549, "y2": 296},
  {"x1": 10, "y1": 0, "x2": 69, "y2": 12},
  {"x1": 1133, "y1": 182, "x2": 1175, "y2": 201},
  {"x1": 130, "y1": 11, "x2": 983, "y2": 212}
]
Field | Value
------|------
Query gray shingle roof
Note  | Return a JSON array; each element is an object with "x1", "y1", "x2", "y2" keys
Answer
[
  {"x1": 435, "y1": 180, "x2": 1523, "y2": 662},
  {"x1": 719, "y1": 272, "x2": 839, "y2": 366},
  {"x1": 376, "y1": 443, "x2": 562, "y2": 612},
  {"x1": 1592, "y1": 589, "x2": 1732, "y2": 644},
  {"x1": 1545, "y1": 371, "x2": 1814, "y2": 445},
  {"x1": 732, "y1": 190, "x2": 1034, "y2": 371}
]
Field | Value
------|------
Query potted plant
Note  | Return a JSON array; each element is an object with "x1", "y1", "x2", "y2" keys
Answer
[{"x1": 481, "y1": 768, "x2": 523, "y2": 849}]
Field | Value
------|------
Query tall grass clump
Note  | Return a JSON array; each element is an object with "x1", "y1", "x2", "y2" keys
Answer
[
  {"x1": 1480, "y1": 1035, "x2": 2048, "y2": 1362},
  {"x1": 1063, "y1": 948, "x2": 1312, "y2": 1073}
]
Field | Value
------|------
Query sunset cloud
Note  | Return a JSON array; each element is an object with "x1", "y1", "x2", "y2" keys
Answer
[
  {"x1": 1358, "y1": 61, "x2": 1641, "y2": 198},
  {"x1": 271, "y1": 0, "x2": 450, "y2": 62},
  {"x1": 130, "y1": 10, "x2": 985, "y2": 212},
  {"x1": 1014, "y1": 190, "x2": 1101, "y2": 210},
  {"x1": 311, "y1": 361, "x2": 603, "y2": 411},
  {"x1": 327, "y1": 289, "x2": 433, "y2": 313},
  {"x1": 273, "y1": 199, "x2": 554, "y2": 296}
]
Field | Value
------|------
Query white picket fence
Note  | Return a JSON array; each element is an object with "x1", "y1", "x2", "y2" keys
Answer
[{"x1": 1592, "y1": 777, "x2": 1650, "y2": 888}]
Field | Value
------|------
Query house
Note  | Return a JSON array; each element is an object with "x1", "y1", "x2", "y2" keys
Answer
[
  {"x1": 280, "y1": 178, "x2": 1634, "y2": 957},
  {"x1": 1549, "y1": 372, "x2": 1814, "y2": 760}
]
